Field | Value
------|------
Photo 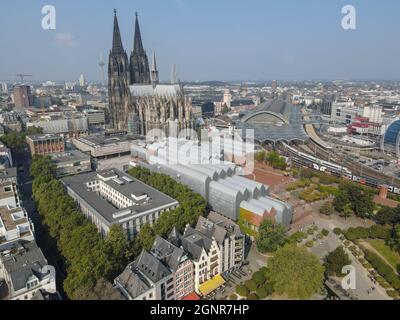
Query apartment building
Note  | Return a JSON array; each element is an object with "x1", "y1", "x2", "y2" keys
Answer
[
  {"x1": 114, "y1": 250, "x2": 175, "y2": 300},
  {"x1": 26, "y1": 134, "x2": 65, "y2": 156},
  {"x1": 0, "y1": 241, "x2": 56, "y2": 300},
  {"x1": 151, "y1": 235, "x2": 194, "y2": 300}
]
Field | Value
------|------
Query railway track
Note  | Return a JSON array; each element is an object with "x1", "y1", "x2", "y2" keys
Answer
[{"x1": 300, "y1": 140, "x2": 400, "y2": 187}]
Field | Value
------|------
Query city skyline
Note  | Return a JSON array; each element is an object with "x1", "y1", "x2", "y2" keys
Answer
[{"x1": 1, "y1": 0, "x2": 400, "y2": 82}]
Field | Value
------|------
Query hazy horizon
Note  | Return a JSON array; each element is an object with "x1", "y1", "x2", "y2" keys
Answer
[{"x1": 1, "y1": 0, "x2": 400, "y2": 82}]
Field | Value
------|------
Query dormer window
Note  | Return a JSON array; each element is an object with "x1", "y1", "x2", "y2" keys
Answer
[{"x1": 26, "y1": 275, "x2": 39, "y2": 290}]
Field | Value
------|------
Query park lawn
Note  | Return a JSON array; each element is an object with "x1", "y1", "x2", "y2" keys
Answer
[{"x1": 366, "y1": 239, "x2": 400, "y2": 271}]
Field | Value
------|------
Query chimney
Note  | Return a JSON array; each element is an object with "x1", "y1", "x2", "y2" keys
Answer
[{"x1": 379, "y1": 185, "x2": 388, "y2": 199}]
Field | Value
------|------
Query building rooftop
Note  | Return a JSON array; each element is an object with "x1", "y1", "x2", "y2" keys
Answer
[
  {"x1": 61, "y1": 168, "x2": 178, "y2": 225},
  {"x1": 181, "y1": 226, "x2": 213, "y2": 261},
  {"x1": 26, "y1": 133, "x2": 63, "y2": 142},
  {"x1": 50, "y1": 149, "x2": 90, "y2": 164},
  {"x1": 74, "y1": 133, "x2": 137, "y2": 148},
  {"x1": 0, "y1": 168, "x2": 17, "y2": 182},
  {"x1": 151, "y1": 235, "x2": 188, "y2": 272},
  {"x1": 0, "y1": 241, "x2": 48, "y2": 292},
  {"x1": 0, "y1": 206, "x2": 28, "y2": 233}
]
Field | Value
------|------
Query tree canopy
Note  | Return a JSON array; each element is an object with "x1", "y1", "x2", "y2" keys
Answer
[
  {"x1": 266, "y1": 244, "x2": 325, "y2": 299},
  {"x1": 323, "y1": 246, "x2": 351, "y2": 277},
  {"x1": 256, "y1": 219, "x2": 287, "y2": 253},
  {"x1": 31, "y1": 156, "x2": 130, "y2": 299}
]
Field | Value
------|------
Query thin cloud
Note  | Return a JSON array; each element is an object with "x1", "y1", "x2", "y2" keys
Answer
[{"x1": 55, "y1": 33, "x2": 78, "y2": 48}]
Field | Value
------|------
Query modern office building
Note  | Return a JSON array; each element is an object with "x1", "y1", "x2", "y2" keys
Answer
[
  {"x1": 26, "y1": 134, "x2": 65, "y2": 156},
  {"x1": 50, "y1": 150, "x2": 91, "y2": 177},
  {"x1": 83, "y1": 109, "x2": 106, "y2": 131},
  {"x1": 72, "y1": 132, "x2": 138, "y2": 170},
  {"x1": 13, "y1": 85, "x2": 32, "y2": 109},
  {"x1": 26, "y1": 116, "x2": 88, "y2": 136},
  {"x1": 61, "y1": 168, "x2": 179, "y2": 240}
]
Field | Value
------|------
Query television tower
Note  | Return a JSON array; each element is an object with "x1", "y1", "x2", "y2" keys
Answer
[
  {"x1": 171, "y1": 64, "x2": 177, "y2": 84},
  {"x1": 98, "y1": 52, "x2": 106, "y2": 85}
]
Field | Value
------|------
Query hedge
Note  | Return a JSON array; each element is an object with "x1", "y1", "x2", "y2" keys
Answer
[{"x1": 364, "y1": 249, "x2": 400, "y2": 290}]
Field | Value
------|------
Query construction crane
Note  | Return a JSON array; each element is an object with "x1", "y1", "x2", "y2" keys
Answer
[{"x1": 0, "y1": 74, "x2": 33, "y2": 83}]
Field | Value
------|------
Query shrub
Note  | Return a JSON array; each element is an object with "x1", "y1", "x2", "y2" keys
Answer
[
  {"x1": 229, "y1": 294, "x2": 238, "y2": 300},
  {"x1": 317, "y1": 233, "x2": 323, "y2": 239},
  {"x1": 259, "y1": 266, "x2": 268, "y2": 274},
  {"x1": 245, "y1": 279, "x2": 258, "y2": 292},
  {"x1": 287, "y1": 231, "x2": 307, "y2": 244},
  {"x1": 247, "y1": 293, "x2": 259, "y2": 300},
  {"x1": 343, "y1": 240, "x2": 351, "y2": 247},
  {"x1": 386, "y1": 290, "x2": 399, "y2": 298},
  {"x1": 319, "y1": 201, "x2": 335, "y2": 215},
  {"x1": 307, "y1": 228, "x2": 315, "y2": 235},
  {"x1": 375, "y1": 275, "x2": 386, "y2": 285},
  {"x1": 264, "y1": 282, "x2": 274, "y2": 295},
  {"x1": 236, "y1": 285, "x2": 249, "y2": 297},
  {"x1": 358, "y1": 257, "x2": 366, "y2": 264},
  {"x1": 333, "y1": 228, "x2": 343, "y2": 235},
  {"x1": 322, "y1": 229, "x2": 330, "y2": 237},
  {"x1": 305, "y1": 241, "x2": 314, "y2": 248},
  {"x1": 256, "y1": 287, "x2": 268, "y2": 299},
  {"x1": 252, "y1": 271, "x2": 266, "y2": 286}
]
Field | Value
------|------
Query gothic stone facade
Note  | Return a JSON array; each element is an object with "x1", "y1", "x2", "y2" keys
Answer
[{"x1": 108, "y1": 11, "x2": 191, "y2": 135}]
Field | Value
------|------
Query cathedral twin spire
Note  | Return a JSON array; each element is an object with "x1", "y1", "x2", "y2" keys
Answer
[
  {"x1": 112, "y1": 9, "x2": 124, "y2": 54},
  {"x1": 111, "y1": 9, "x2": 152, "y2": 85}
]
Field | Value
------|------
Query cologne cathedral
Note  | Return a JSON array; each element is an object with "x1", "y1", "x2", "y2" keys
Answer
[{"x1": 108, "y1": 10, "x2": 192, "y2": 135}]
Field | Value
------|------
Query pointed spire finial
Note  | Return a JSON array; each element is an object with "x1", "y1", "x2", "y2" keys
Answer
[
  {"x1": 133, "y1": 12, "x2": 145, "y2": 53},
  {"x1": 152, "y1": 50, "x2": 157, "y2": 71},
  {"x1": 112, "y1": 9, "x2": 124, "y2": 53}
]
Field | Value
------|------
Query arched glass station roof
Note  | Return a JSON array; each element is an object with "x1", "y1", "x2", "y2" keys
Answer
[{"x1": 237, "y1": 99, "x2": 309, "y2": 143}]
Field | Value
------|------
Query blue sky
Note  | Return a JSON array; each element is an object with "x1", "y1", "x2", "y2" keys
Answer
[{"x1": 1, "y1": 0, "x2": 400, "y2": 82}]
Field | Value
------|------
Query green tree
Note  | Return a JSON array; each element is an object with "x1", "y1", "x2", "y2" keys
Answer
[
  {"x1": 341, "y1": 203, "x2": 354, "y2": 219},
  {"x1": 266, "y1": 244, "x2": 325, "y2": 299},
  {"x1": 266, "y1": 150, "x2": 287, "y2": 170},
  {"x1": 256, "y1": 219, "x2": 286, "y2": 253},
  {"x1": 323, "y1": 246, "x2": 351, "y2": 277},
  {"x1": 375, "y1": 206, "x2": 400, "y2": 226},
  {"x1": 319, "y1": 201, "x2": 335, "y2": 216},
  {"x1": 135, "y1": 223, "x2": 155, "y2": 252},
  {"x1": 255, "y1": 151, "x2": 266, "y2": 162},
  {"x1": 30, "y1": 155, "x2": 56, "y2": 178}
]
